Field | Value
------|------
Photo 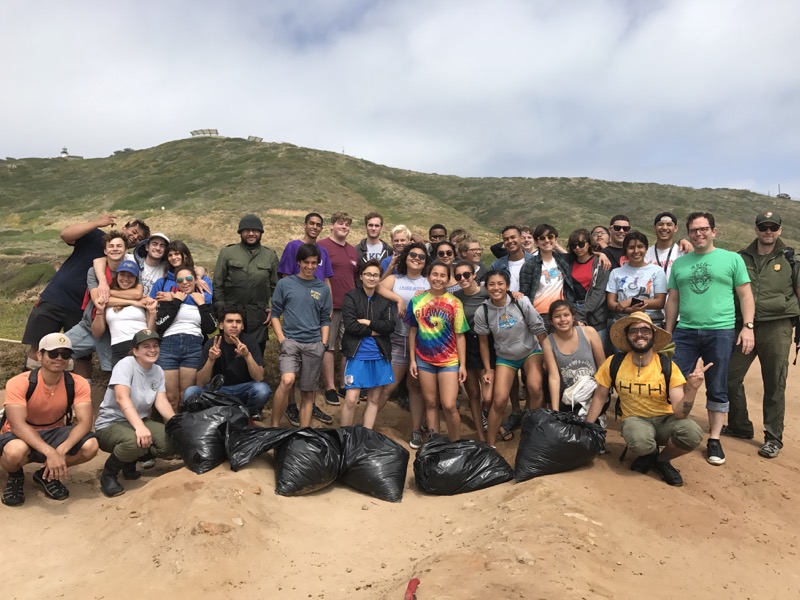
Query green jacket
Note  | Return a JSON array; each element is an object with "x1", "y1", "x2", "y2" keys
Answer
[
  {"x1": 212, "y1": 242, "x2": 279, "y2": 343},
  {"x1": 737, "y1": 238, "x2": 800, "y2": 323}
]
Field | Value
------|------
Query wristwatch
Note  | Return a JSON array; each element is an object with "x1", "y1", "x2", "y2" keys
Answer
[{"x1": 744, "y1": 322, "x2": 754, "y2": 329}]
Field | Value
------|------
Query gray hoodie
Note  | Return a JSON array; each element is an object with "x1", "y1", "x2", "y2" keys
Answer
[{"x1": 473, "y1": 295, "x2": 546, "y2": 360}]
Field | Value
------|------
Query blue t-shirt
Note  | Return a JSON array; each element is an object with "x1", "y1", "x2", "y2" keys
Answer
[{"x1": 41, "y1": 228, "x2": 106, "y2": 310}]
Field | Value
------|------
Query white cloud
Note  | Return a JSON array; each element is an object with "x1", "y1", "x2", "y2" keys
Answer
[{"x1": 1, "y1": 0, "x2": 798, "y2": 197}]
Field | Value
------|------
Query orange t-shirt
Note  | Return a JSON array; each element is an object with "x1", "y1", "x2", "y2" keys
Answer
[{"x1": 2, "y1": 371, "x2": 91, "y2": 433}]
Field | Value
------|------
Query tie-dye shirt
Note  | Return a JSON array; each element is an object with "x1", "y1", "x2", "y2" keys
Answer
[{"x1": 404, "y1": 291, "x2": 469, "y2": 367}]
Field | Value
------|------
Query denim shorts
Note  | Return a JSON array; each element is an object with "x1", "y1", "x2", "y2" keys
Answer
[
  {"x1": 156, "y1": 333, "x2": 203, "y2": 370},
  {"x1": 416, "y1": 356, "x2": 459, "y2": 374}
]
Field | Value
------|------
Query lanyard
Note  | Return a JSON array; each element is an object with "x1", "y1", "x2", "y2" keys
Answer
[{"x1": 655, "y1": 245, "x2": 674, "y2": 272}]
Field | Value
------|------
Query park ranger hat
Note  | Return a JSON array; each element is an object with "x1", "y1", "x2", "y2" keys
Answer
[{"x1": 755, "y1": 212, "x2": 781, "y2": 226}]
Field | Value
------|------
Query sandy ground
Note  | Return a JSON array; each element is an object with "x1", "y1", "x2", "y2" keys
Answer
[{"x1": 2, "y1": 357, "x2": 800, "y2": 600}]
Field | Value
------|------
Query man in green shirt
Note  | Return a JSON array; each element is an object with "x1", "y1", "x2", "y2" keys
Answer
[
  {"x1": 665, "y1": 211, "x2": 755, "y2": 467},
  {"x1": 724, "y1": 212, "x2": 800, "y2": 459}
]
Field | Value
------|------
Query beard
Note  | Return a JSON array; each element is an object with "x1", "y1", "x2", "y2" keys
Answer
[{"x1": 630, "y1": 336, "x2": 655, "y2": 355}]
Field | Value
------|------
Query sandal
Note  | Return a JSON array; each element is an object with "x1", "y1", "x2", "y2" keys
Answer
[
  {"x1": 498, "y1": 426, "x2": 514, "y2": 442},
  {"x1": 502, "y1": 411, "x2": 523, "y2": 433},
  {"x1": 33, "y1": 468, "x2": 69, "y2": 501}
]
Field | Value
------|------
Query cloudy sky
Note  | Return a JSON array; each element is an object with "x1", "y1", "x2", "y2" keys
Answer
[{"x1": 3, "y1": 0, "x2": 798, "y2": 195}]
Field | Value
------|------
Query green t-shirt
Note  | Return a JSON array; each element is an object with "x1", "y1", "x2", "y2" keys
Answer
[{"x1": 668, "y1": 248, "x2": 750, "y2": 330}]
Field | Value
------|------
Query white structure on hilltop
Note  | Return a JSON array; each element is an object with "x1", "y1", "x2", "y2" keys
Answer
[
  {"x1": 60, "y1": 147, "x2": 84, "y2": 160},
  {"x1": 190, "y1": 129, "x2": 220, "y2": 137}
]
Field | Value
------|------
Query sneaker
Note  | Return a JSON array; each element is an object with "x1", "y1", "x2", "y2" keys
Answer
[
  {"x1": 721, "y1": 425, "x2": 754, "y2": 439},
  {"x1": 312, "y1": 404, "x2": 334, "y2": 425},
  {"x1": 285, "y1": 404, "x2": 301, "y2": 427},
  {"x1": 336, "y1": 387, "x2": 347, "y2": 399},
  {"x1": 653, "y1": 459, "x2": 684, "y2": 486},
  {"x1": 758, "y1": 440, "x2": 781, "y2": 459},
  {"x1": 481, "y1": 409, "x2": 489, "y2": 432},
  {"x1": 359, "y1": 389, "x2": 367, "y2": 402},
  {"x1": 502, "y1": 411, "x2": 523, "y2": 433},
  {"x1": 706, "y1": 439, "x2": 726, "y2": 466},
  {"x1": 2, "y1": 470, "x2": 25, "y2": 507},
  {"x1": 325, "y1": 389, "x2": 340, "y2": 406},
  {"x1": 32, "y1": 468, "x2": 70, "y2": 500},
  {"x1": 630, "y1": 451, "x2": 658, "y2": 474},
  {"x1": 409, "y1": 431, "x2": 424, "y2": 449}
]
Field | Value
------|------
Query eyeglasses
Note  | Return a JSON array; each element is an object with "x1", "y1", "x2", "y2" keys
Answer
[
  {"x1": 408, "y1": 251, "x2": 426, "y2": 261},
  {"x1": 454, "y1": 272, "x2": 472, "y2": 281},
  {"x1": 688, "y1": 226, "x2": 711, "y2": 235},
  {"x1": 758, "y1": 224, "x2": 780, "y2": 232},
  {"x1": 437, "y1": 250, "x2": 454, "y2": 257},
  {"x1": 611, "y1": 225, "x2": 631, "y2": 232},
  {"x1": 537, "y1": 234, "x2": 556, "y2": 242},
  {"x1": 176, "y1": 275, "x2": 195, "y2": 283},
  {"x1": 46, "y1": 349, "x2": 73, "y2": 359},
  {"x1": 569, "y1": 240, "x2": 588, "y2": 250},
  {"x1": 362, "y1": 272, "x2": 381, "y2": 279},
  {"x1": 627, "y1": 326, "x2": 654, "y2": 337}
]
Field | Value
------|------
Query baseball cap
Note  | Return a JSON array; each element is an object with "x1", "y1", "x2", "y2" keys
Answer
[
  {"x1": 148, "y1": 232, "x2": 170, "y2": 244},
  {"x1": 117, "y1": 260, "x2": 140, "y2": 277},
  {"x1": 653, "y1": 212, "x2": 678, "y2": 226},
  {"x1": 755, "y1": 212, "x2": 781, "y2": 226},
  {"x1": 132, "y1": 329, "x2": 160, "y2": 347},
  {"x1": 39, "y1": 333, "x2": 73, "y2": 352}
]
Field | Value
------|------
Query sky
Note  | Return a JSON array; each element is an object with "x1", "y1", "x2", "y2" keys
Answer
[{"x1": 2, "y1": 0, "x2": 798, "y2": 196}]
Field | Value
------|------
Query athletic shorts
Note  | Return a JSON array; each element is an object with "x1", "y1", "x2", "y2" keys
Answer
[
  {"x1": 22, "y1": 300, "x2": 84, "y2": 346},
  {"x1": 390, "y1": 334, "x2": 410, "y2": 367},
  {"x1": 495, "y1": 349, "x2": 542, "y2": 371},
  {"x1": 344, "y1": 357, "x2": 394, "y2": 389}
]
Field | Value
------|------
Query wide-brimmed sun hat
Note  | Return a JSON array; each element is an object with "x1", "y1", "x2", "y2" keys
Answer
[{"x1": 610, "y1": 311, "x2": 672, "y2": 353}]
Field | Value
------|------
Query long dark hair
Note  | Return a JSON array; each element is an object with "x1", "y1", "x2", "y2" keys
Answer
[{"x1": 166, "y1": 240, "x2": 196, "y2": 273}]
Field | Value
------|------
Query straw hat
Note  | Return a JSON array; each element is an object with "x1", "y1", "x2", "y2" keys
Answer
[{"x1": 610, "y1": 312, "x2": 672, "y2": 353}]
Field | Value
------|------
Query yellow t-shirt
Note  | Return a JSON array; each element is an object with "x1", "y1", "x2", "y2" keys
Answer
[{"x1": 595, "y1": 353, "x2": 686, "y2": 419}]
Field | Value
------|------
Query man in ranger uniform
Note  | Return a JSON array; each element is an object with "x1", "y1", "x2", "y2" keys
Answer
[{"x1": 212, "y1": 214, "x2": 279, "y2": 354}]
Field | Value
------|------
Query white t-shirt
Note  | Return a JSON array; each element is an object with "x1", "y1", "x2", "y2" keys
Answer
[
  {"x1": 508, "y1": 257, "x2": 526, "y2": 293},
  {"x1": 644, "y1": 243, "x2": 684, "y2": 283},
  {"x1": 163, "y1": 303, "x2": 202, "y2": 337},
  {"x1": 140, "y1": 262, "x2": 165, "y2": 297},
  {"x1": 105, "y1": 305, "x2": 149, "y2": 346}
]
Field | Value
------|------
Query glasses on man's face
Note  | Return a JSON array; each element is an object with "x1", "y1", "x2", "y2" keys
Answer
[
  {"x1": 688, "y1": 226, "x2": 711, "y2": 235},
  {"x1": 758, "y1": 224, "x2": 780, "y2": 233},
  {"x1": 408, "y1": 251, "x2": 426, "y2": 261},
  {"x1": 570, "y1": 240, "x2": 588, "y2": 250},
  {"x1": 177, "y1": 275, "x2": 195, "y2": 283},
  {"x1": 454, "y1": 271, "x2": 472, "y2": 281},
  {"x1": 627, "y1": 326, "x2": 654, "y2": 338},
  {"x1": 362, "y1": 272, "x2": 381, "y2": 279},
  {"x1": 537, "y1": 234, "x2": 556, "y2": 242},
  {"x1": 46, "y1": 349, "x2": 73, "y2": 360},
  {"x1": 437, "y1": 250, "x2": 454, "y2": 257},
  {"x1": 612, "y1": 225, "x2": 631, "y2": 232}
]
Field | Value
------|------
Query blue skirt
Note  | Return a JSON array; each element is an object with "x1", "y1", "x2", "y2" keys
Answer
[{"x1": 344, "y1": 357, "x2": 394, "y2": 390}]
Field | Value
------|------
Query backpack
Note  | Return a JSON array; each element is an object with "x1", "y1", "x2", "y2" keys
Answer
[
  {"x1": 0, "y1": 369, "x2": 76, "y2": 430},
  {"x1": 608, "y1": 351, "x2": 673, "y2": 419}
]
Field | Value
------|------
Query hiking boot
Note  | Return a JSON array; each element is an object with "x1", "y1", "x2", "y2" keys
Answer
[
  {"x1": 721, "y1": 425, "x2": 754, "y2": 440},
  {"x1": 2, "y1": 470, "x2": 25, "y2": 507},
  {"x1": 325, "y1": 389, "x2": 340, "y2": 406},
  {"x1": 706, "y1": 439, "x2": 726, "y2": 466},
  {"x1": 100, "y1": 455, "x2": 125, "y2": 498},
  {"x1": 33, "y1": 467, "x2": 70, "y2": 501},
  {"x1": 630, "y1": 451, "x2": 658, "y2": 474},
  {"x1": 285, "y1": 404, "x2": 301, "y2": 427},
  {"x1": 409, "y1": 431, "x2": 424, "y2": 449},
  {"x1": 122, "y1": 461, "x2": 141, "y2": 480},
  {"x1": 758, "y1": 440, "x2": 781, "y2": 459},
  {"x1": 312, "y1": 404, "x2": 333, "y2": 425},
  {"x1": 653, "y1": 459, "x2": 684, "y2": 486}
]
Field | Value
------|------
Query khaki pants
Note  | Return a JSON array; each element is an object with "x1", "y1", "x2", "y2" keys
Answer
[
  {"x1": 621, "y1": 414, "x2": 703, "y2": 455},
  {"x1": 97, "y1": 419, "x2": 176, "y2": 463}
]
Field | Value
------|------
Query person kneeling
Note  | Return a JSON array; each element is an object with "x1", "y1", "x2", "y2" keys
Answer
[
  {"x1": 95, "y1": 329, "x2": 176, "y2": 497},
  {"x1": 585, "y1": 312, "x2": 710, "y2": 486}
]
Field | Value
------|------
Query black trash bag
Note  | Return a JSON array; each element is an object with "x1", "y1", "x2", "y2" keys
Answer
[
  {"x1": 181, "y1": 388, "x2": 247, "y2": 413},
  {"x1": 514, "y1": 409, "x2": 606, "y2": 483},
  {"x1": 337, "y1": 426, "x2": 409, "y2": 503},
  {"x1": 165, "y1": 404, "x2": 249, "y2": 474},
  {"x1": 413, "y1": 436, "x2": 514, "y2": 495},
  {"x1": 225, "y1": 424, "x2": 296, "y2": 471},
  {"x1": 273, "y1": 428, "x2": 342, "y2": 496}
]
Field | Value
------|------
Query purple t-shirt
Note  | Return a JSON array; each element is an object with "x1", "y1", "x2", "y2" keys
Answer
[{"x1": 278, "y1": 239, "x2": 334, "y2": 282}]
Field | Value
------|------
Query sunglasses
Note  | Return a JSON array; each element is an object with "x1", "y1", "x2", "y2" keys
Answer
[
  {"x1": 46, "y1": 349, "x2": 73, "y2": 359},
  {"x1": 176, "y1": 275, "x2": 194, "y2": 283},
  {"x1": 454, "y1": 272, "x2": 473, "y2": 281},
  {"x1": 408, "y1": 251, "x2": 426, "y2": 261},
  {"x1": 537, "y1": 234, "x2": 556, "y2": 242},
  {"x1": 570, "y1": 240, "x2": 588, "y2": 249},
  {"x1": 627, "y1": 326, "x2": 654, "y2": 337},
  {"x1": 611, "y1": 225, "x2": 631, "y2": 232},
  {"x1": 437, "y1": 250, "x2": 454, "y2": 257},
  {"x1": 758, "y1": 224, "x2": 780, "y2": 232}
]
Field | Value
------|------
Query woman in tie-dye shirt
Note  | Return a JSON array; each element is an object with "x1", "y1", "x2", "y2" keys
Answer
[{"x1": 405, "y1": 261, "x2": 468, "y2": 442}]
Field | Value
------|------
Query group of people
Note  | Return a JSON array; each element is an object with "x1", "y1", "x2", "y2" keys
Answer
[{"x1": 2, "y1": 207, "x2": 798, "y2": 507}]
